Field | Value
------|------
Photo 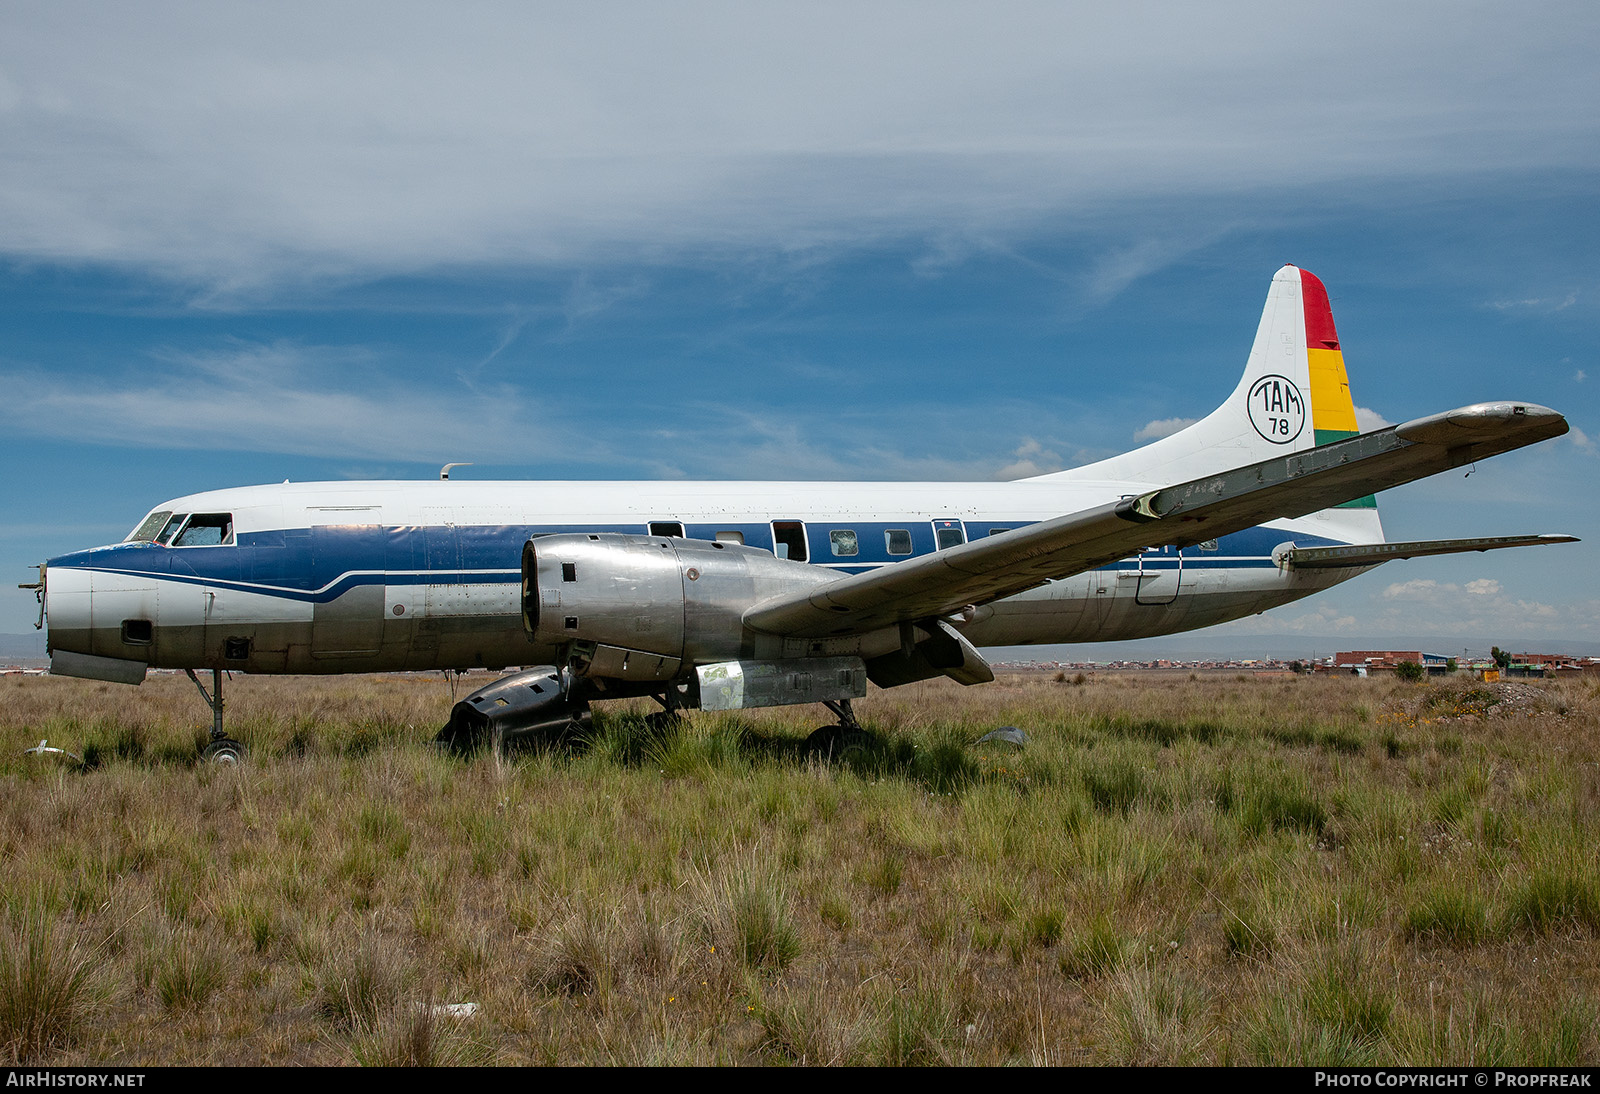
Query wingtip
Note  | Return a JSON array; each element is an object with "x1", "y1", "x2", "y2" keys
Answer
[{"x1": 1395, "y1": 402, "x2": 1568, "y2": 446}]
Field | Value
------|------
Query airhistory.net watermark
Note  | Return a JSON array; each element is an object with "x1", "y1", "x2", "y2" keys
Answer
[{"x1": 4, "y1": 1074, "x2": 145, "y2": 1088}]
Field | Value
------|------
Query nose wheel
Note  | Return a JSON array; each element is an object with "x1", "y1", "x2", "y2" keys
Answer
[
  {"x1": 187, "y1": 668, "x2": 245, "y2": 765},
  {"x1": 200, "y1": 737, "x2": 246, "y2": 765}
]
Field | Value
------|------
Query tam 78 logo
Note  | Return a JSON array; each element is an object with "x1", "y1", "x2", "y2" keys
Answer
[{"x1": 1248, "y1": 375, "x2": 1306, "y2": 443}]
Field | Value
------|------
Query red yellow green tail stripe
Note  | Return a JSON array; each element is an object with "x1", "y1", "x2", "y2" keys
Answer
[{"x1": 1301, "y1": 268, "x2": 1375, "y2": 507}]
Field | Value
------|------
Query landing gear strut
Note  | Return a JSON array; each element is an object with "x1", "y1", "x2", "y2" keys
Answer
[
  {"x1": 187, "y1": 668, "x2": 245, "y2": 765},
  {"x1": 822, "y1": 699, "x2": 863, "y2": 733},
  {"x1": 645, "y1": 681, "x2": 692, "y2": 731}
]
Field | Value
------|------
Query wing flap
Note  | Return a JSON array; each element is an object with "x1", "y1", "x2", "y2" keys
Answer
[
  {"x1": 1278, "y1": 533, "x2": 1578, "y2": 570},
  {"x1": 744, "y1": 401, "x2": 1568, "y2": 639}
]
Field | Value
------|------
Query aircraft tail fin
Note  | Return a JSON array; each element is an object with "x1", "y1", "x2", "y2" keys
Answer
[{"x1": 1033, "y1": 265, "x2": 1371, "y2": 499}]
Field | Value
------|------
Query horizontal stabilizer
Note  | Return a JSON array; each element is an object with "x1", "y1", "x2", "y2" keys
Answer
[{"x1": 1276, "y1": 533, "x2": 1578, "y2": 570}]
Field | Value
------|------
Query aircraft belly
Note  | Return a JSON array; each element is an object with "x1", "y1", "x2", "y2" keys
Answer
[
  {"x1": 961, "y1": 565, "x2": 1336, "y2": 646},
  {"x1": 390, "y1": 580, "x2": 524, "y2": 669},
  {"x1": 201, "y1": 586, "x2": 312, "y2": 672}
]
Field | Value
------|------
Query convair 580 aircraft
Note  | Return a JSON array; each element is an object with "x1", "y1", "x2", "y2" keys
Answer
[{"x1": 32, "y1": 267, "x2": 1575, "y2": 760}]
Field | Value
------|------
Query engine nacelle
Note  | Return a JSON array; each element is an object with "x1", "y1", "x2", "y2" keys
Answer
[{"x1": 522, "y1": 534, "x2": 839, "y2": 681}]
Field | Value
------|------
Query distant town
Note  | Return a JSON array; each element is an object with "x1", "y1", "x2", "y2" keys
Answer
[{"x1": 993, "y1": 650, "x2": 1600, "y2": 678}]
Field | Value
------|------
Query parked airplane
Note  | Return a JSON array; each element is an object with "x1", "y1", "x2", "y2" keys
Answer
[{"x1": 28, "y1": 266, "x2": 1574, "y2": 761}]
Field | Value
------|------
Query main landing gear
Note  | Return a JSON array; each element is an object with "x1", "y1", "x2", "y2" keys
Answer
[
  {"x1": 187, "y1": 668, "x2": 246, "y2": 765},
  {"x1": 805, "y1": 698, "x2": 874, "y2": 759}
]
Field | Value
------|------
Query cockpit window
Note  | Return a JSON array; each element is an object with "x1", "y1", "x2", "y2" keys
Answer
[
  {"x1": 171, "y1": 513, "x2": 234, "y2": 547},
  {"x1": 126, "y1": 510, "x2": 173, "y2": 543},
  {"x1": 155, "y1": 514, "x2": 189, "y2": 545}
]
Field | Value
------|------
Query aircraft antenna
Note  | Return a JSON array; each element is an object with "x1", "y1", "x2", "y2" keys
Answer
[{"x1": 440, "y1": 463, "x2": 473, "y2": 480}]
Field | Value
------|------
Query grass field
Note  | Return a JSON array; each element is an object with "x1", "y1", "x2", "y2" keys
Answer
[{"x1": 1, "y1": 668, "x2": 1597, "y2": 1065}]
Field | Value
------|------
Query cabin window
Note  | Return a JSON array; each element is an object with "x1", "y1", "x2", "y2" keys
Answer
[
  {"x1": 172, "y1": 513, "x2": 234, "y2": 547},
  {"x1": 829, "y1": 529, "x2": 859, "y2": 557},
  {"x1": 1198, "y1": 539, "x2": 1219, "y2": 552},
  {"x1": 988, "y1": 527, "x2": 1011, "y2": 537},
  {"x1": 126, "y1": 510, "x2": 173, "y2": 543},
  {"x1": 715, "y1": 531, "x2": 745, "y2": 545},
  {"x1": 934, "y1": 522, "x2": 965, "y2": 550},
  {"x1": 155, "y1": 514, "x2": 189, "y2": 545},
  {"x1": 885, "y1": 529, "x2": 912, "y2": 555},
  {"x1": 648, "y1": 521, "x2": 684, "y2": 538},
  {"x1": 120, "y1": 619, "x2": 152, "y2": 645},
  {"x1": 772, "y1": 521, "x2": 808, "y2": 562}
]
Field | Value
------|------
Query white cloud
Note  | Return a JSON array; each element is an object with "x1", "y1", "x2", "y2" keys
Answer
[
  {"x1": 1383, "y1": 579, "x2": 1444, "y2": 600},
  {"x1": 1487, "y1": 291, "x2": 1580, "y2": 313},
  {"x1": 0, "y1": 4, "x2": 1595, "y2": 289},
  {"x1": 1133, "y1": 417, "x2": 1200, "y2": 442},
  {"x1": 993, "y1": 437, "x2": 1064, "y2": 479},
  {"x1": 0, "y1": 343, "x2": 579, "y2": 466},
  {"x1": 1386, "y1": 577, "x2": 1501, "y2": 600},
  {"x1": 1355, "y1": 571, "x2": 1584, "y2": 638},
  {"x1": 1278, "y1": 608, "x2": 1359, "y2": 633},
  {"x1": 1354, "y1": 405, "x2": 1393, "y2": 432},
  {"x1": 1569, "y1": 426, "x2": 1596, "y2": 454},
  {"x1": 0, "y1": 344, "x2": 1070, "y2": 481},
  {"x1": 1576, "y1": 370, "x2": 1587, "y2": 382}
]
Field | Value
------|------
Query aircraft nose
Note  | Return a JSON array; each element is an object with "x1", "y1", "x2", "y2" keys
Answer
[
  {"x1": 42, "y1": 554, "x2": 94, "y2": 656},
  {"x1": 40, "y1": 550, "x2": 153, "y2": 683}
]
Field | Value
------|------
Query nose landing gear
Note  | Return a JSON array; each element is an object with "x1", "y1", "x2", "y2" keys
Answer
[{"x1": 187, "y1": 668, "x2": 246, "y2": 765}]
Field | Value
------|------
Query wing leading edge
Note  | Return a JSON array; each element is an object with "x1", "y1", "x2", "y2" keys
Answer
[{"x1": 743, "y1": 401, "x2": 1569, "y2": 640}]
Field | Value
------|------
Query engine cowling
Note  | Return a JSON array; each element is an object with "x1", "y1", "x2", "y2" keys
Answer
[{"x1": 521, "y1": 534, "x2": 839, "y2": 681}]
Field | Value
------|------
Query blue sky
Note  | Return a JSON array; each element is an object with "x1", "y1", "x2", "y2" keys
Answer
[{"x1": 1, "y1": 2, "x2": 1596, "y2": 645}]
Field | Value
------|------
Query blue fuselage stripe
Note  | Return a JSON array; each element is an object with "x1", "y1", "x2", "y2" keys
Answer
[{"x1": 49, "y1": 521, "x2": 1345, "y2": 603}]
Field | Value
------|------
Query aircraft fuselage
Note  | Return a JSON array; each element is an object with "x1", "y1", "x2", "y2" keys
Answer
[{"x1": 42, "y1": 477, "x2": 1368, "y2": 678}]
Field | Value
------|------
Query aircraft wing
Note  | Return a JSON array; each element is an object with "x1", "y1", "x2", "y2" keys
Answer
[
  {"x1": 743, "y1": 402, "x2": 1569, "y2": 639},
  {"x1": 1277, "y1": 533, "x2": 1577, "y2": 570}
]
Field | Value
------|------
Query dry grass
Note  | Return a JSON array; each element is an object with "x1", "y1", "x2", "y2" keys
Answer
[{"x1": 1, "y1": 668, "x2": 1598, "y2": 1064}]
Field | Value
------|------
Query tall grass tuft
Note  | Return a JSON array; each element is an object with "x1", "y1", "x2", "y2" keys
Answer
[
  {"x1": 1403, "y1": 886, "x2": 1488, "y2": 947},
  {"x1": 1215, "y1": 767, "x2": 1327, "y2": 836},
  {"x1": 1102, "y1": 960, "x2": 1214, "y2": 1065},
  {"x1": 0, "y1": 916, "x2": 99, "y2": 1062},
  {"x1": 1081, "y1": 757, "x2": 1149, "y2": 815},
  {"x1": 1501, "y1": 871, "x2": 1600, "y2": 936},
  {"x1": 910, "y1": 740, "x2": 978, "y2": 795},
  {"x1": 316, "y1": 934, "x2": 410, "y2": 1029},
  {"x1": 349, "y1": 1003, "x2": 488, "y2": 1067},
  {"x1": 1300, "y1": 945, "x2": 1394, "y2": 1049},
  {"x1": 155, "y1": 931, "x2": 230, "y2": 1012},
  {"x1": 752, "y1": 988, "x2": 855, "y2": 1065},
  {"x1": 872, "y1": 989, "x2": 955, "y2": 1066},
  {"x1": 730, "y1": 876, "x2": 801, "y2": 972},
  {"x1": 529, "y1": 911, "x2": 612, "y2": 997},
  {"x1": 1059, "y1": 914, "x2": 1130, "y2": 979},
  {"x1": 1223, "y1": 905, "x2": 1276, "y2": 960}
]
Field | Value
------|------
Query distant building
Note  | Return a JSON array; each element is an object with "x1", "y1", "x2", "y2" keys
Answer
[{"x1": 1333, "y1": 650, "x2": 1452, "y2": 674}]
